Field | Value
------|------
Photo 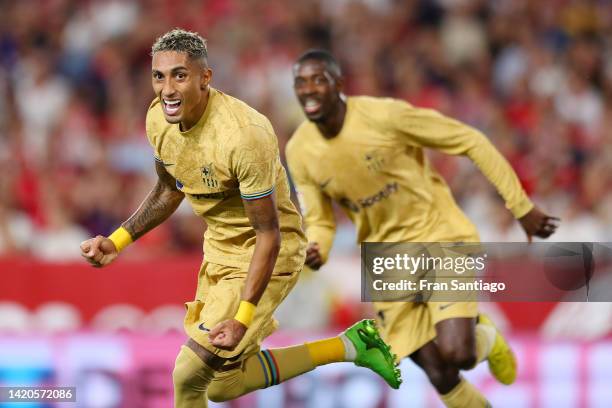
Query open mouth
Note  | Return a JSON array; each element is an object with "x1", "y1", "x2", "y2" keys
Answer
[
  {"x1": 303, "y1": 98, "x2": 322, "y2": 115},
  {"x1": 163, "y1": 99, "x2": 182, "y2": 115}
]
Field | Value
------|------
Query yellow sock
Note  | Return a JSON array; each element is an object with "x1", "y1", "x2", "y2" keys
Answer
[
  {"x1": 475, "y1": 323, "x2": 496, "y2": 365},
  {"x1": 172, "y1": 345, "x2": 216, "y2": 408},
  {"x1": 208, "y1": 338, "x2": 349, "y2": 402},
  {"x1": 305, "y1": 337, "x2": 346, "y2": 366},
  {"x1": 208, "y1": 345, "x2": 317, "y2": 402},
  {"x1": 440, "y1": 377, "x2": 491, "y2": 408}
]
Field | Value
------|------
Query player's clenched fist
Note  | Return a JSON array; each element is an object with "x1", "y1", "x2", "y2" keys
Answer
[
  {"x1": 80, "y1": 235, "x2": 119, "y2": 267},
  {"x1": 518, "y1": 207, "x2": 560, "y2": 242},
  {"x1": 305, "y1": 242, "x2": 324, "y2": 270},
  {"x1": 209, "y1": 319, "x2": 247, "y2": 351}
]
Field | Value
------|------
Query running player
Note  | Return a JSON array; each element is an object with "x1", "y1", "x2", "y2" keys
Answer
[
  {"x1": 287, "y1": 49, "x2": 559, "y2": 407},
  {"x1": 80, "y1": 30, "x2": 401, "y2": 407}
]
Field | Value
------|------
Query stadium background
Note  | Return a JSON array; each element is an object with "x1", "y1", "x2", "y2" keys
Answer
[{"x1": 0, "y1": 0, "x2": 611, "y2": 407}]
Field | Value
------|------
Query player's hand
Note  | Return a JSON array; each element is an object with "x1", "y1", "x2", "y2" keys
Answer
[
  {"x1": 80, "y1": 235, "x2": 119, "y2": 267},
  {"x1": 518, "y1": 207, "x2": 560, "y2": 242},
  {"x1": 209, "y1": 319, "x2": 247, "y2": 351},
  {"x1": 305, "y1": 242, "x2": 324, "y2": 270}
]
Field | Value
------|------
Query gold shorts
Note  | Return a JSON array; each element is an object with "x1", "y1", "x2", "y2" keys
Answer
[
  {"x1": 373, "y1": 241, "x2": 481, "y2": 360},
  {"x1": 184, "y1": 261, "x2": 299, "y2": 362},
  {"x1": 374, "y1": 300, "x2": 478, "y2": 361}
]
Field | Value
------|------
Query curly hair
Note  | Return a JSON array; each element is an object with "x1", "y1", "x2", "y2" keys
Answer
[
  {"x1": 295, "y1": 49, "x2": 342, "y2": 77},
  {"x1": 151, "y1": 28, "x2": 208, "y2": 62}
]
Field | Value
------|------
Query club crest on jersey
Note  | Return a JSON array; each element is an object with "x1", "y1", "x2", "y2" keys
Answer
[
  {"x1": 365, "y1": 151, "x2": 385, "y2": 173},
  {"x1": 201, "y1": 164, "x2": 219, "y2": 188}
]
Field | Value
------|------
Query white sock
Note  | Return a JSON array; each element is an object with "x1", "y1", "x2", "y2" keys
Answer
[
  {"x1": 476, "y1": 324, "x2": 496, "y2": 360},
  {"x1": 339, "y1": 334, "x2": 357, "y2": 361}
]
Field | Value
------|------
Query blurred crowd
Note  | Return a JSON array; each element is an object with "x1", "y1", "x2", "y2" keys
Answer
[{"x1": 0, "y1": 0, "x2": 611, "y2": 261}]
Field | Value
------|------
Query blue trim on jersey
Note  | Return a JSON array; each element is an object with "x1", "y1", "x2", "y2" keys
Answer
[{"x1": 241, "y1": 186, "x2": 275, "y2": 200}]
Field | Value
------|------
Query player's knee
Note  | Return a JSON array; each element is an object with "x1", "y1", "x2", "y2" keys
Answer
[
  {"x1": 440, "y1": 346, "x2": 476, "y2": 370},
  {"x1": 207, "y1": 373, "x2": 243, "y2": 402},
  {"x1": 207, "y1": 384, "x2": 241, "y2": 403},
  {"x1": 172, "y1": 359, "x2": 198, "y2": 392},
  {"x1": 207, "y1": 382, "x2": 230, "y2": 403},
  {"x1": 172, "y1": 346, "x2": 213, "y2": 393}
]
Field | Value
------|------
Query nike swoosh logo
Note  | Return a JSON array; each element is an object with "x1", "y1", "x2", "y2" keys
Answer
[
  {"x1": 198, "y1": 322, "x2": 210, "y2": 332},
  {"x1": 319, "y1": 178, "x2": 332, "y2": 189},
  {"x1": 438, "y1": 303, "x2": 455, "y2": 311}
]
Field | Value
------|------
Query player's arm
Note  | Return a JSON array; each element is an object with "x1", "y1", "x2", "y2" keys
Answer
[
  {"x1": 391, "y1": 100, "x2": 558, "y2": 240},
  {"x1": 208, "y1": 123, "x2": 284, "y2": 350},
  {"x1": 241, "y1": 193, "x2": 281, "y2": 304},
  {"x1": 296, "y1": 183, "x2": 336, "y2": 269},
  {"x1": 80, "y1": 160, "x2": 184, "y2": 267},
  {"x1": 286, "y1": 142, "x2": 336, "y2": 269},
  {"x1": 123, "y1": 159, "x2": 185, "y2": 239},
  {"x1": 208, "y1": 193, "x2": 280, "y2": 350}
]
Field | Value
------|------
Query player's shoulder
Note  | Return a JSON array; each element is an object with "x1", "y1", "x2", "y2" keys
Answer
[
  {"x1": 350, "y1": 95, "x2": 443, "y2": 128},
  {"x1": 215, "y1": 90, "x2": 271, "y2": 129},
  {"x1": 288, "y1": 119, "x2": 314, "y2": 142},
  {"x1": 350, "y1": 95, "x2": 401, "y2": 106},
  {"x1": 350, "y1": 95, "x2": 413, "y2": 116},
  {"x1": 286, "y1": 120, "x2": 317, "y2": 159},
  {"x1": 211, "y1": 90, "x2": 278, "y2": 157},
  {"x1": 146, "y1": 98, "x2": 161, "y2": 122}
]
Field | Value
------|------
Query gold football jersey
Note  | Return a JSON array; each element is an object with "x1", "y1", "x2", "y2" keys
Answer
[
  {"x1": 286, "y1": 96, "x2": 533, "y2": 262},
  {"x1": 146, "y1": 88, "x2": 306, "y2": 271}
]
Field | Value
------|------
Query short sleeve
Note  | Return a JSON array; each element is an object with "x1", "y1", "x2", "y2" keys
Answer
[
  {"x1": 145, "y1": 98, "x2": 163, "y2": 161},
  {"x1": 233, "y1": 124, "x2": 278, "y2": 200}
]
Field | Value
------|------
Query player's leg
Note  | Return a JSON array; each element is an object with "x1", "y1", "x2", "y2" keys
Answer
[
  {"x1": 432, "y1": 303, "x2": 516, "y2": 385},
  {"x1": 477, "y1": 313, "x2": 517, "y2": 385},
  {"x1": 173, "y1": 261, "x2": 243, "y2": 407},
  {"x1": 207, "y1": 318, "x2": 402, "y2": 402},
  {"x1": 410, "y1": 340, "x2": 459, "y2": 393},
  {"x1": 192, "y1": 263, "x2": 400, "y2": 403},
  {"x1": 410, "y1": 341, "x2": 491, "y2": 407},
  {"x1": 428, "y1": 241, "x2": 516, "y2": 383},
  {"x1": 173, "y1": 339, "x2": 224, "y2": 407},
  {"x1": 207, "y1": 341, "x2": 318, "y2": 402},
  {"x1": 435, "y1": 316, "x2": 478, "y2": 369},
  {"x1": 373, "y1": 301, "x2": 489, "y2": 406}
]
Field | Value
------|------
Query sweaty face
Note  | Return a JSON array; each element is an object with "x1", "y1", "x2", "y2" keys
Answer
[
  {"x1": 293, "y1": 60, "x2": 342, "y2": 123},
  {"x1": 151, "y1": 51, "x2": 211, "y2": 129}
]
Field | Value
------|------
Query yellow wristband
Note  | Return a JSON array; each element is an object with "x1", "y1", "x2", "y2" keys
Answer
[
  {"x1": 234, "y1": 301, "x2": 256, "y2": 327},
  {"x1": 108, "y1": 226, "x2": 133, "y2": 253}
]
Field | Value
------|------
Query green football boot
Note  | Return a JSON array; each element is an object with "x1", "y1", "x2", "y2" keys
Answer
[{"x1": 342, "y1": 319, "x2": 402, "y2": 389}]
